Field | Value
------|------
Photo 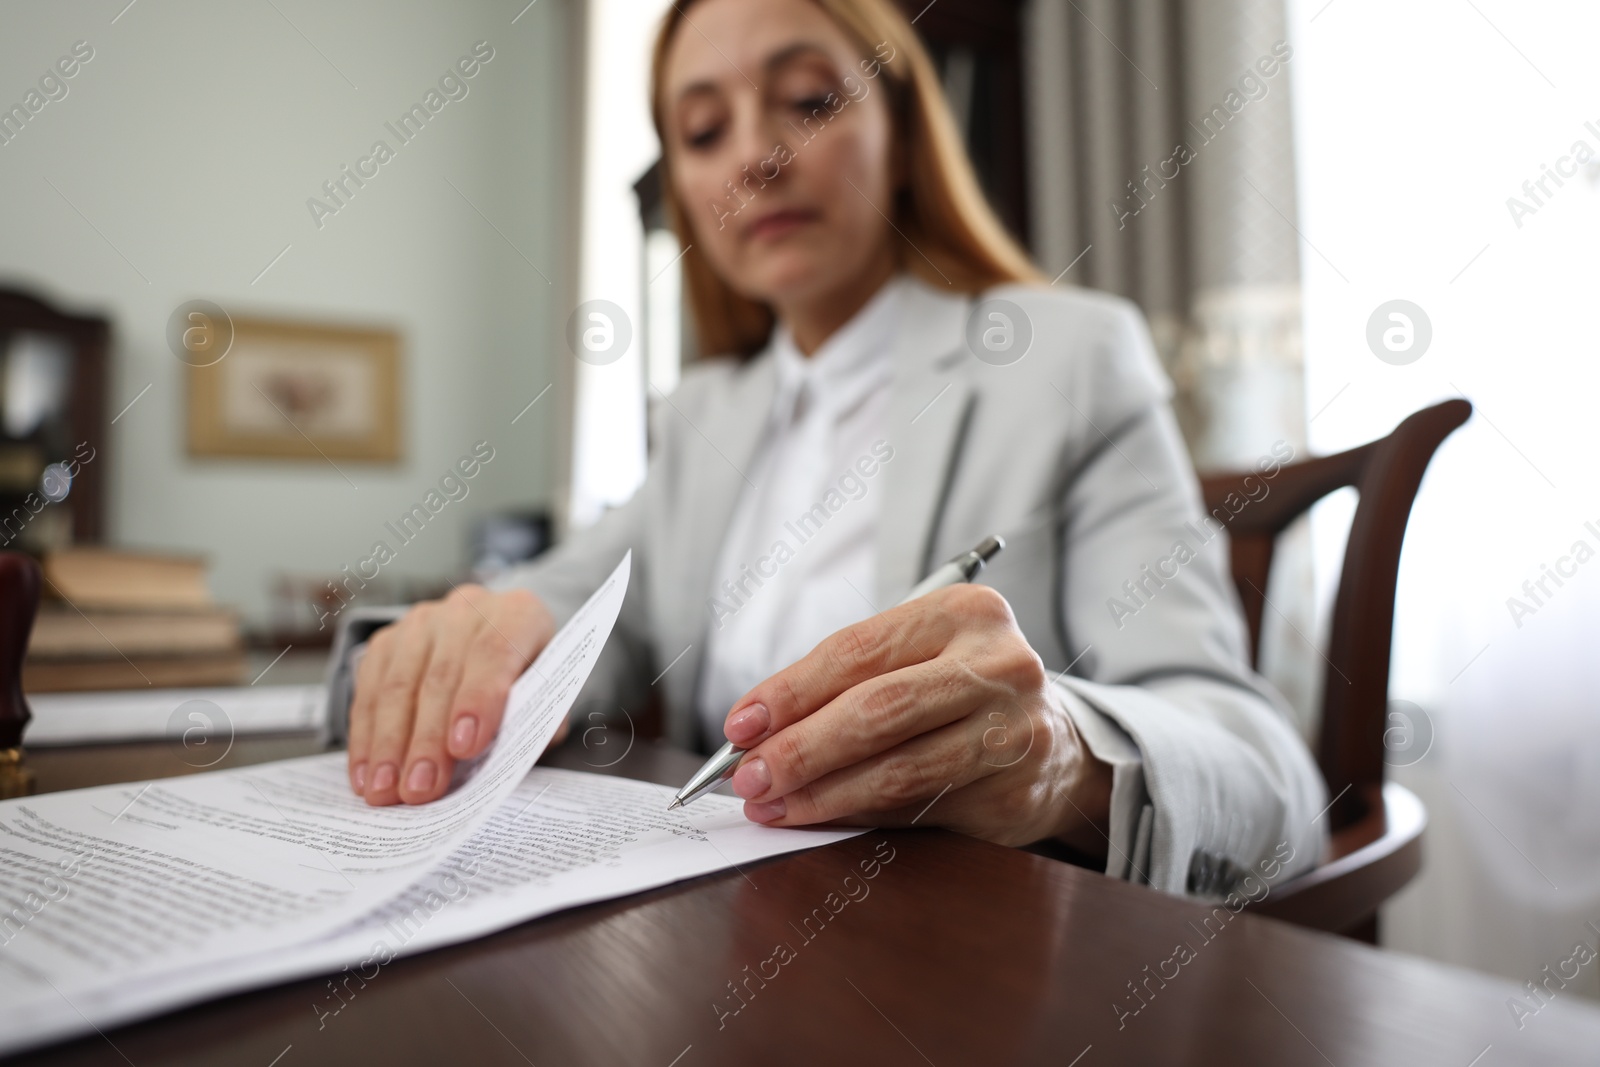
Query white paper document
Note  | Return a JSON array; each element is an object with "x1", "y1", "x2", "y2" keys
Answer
[
  {"x1": 25, "y1": 684, "x2": 326, "y2": 746},
  {"x1": 52, "y1": 769, "x2": 862, "y2": 1047},
  {"x1": 0, "y1": 553, "x2": 863, "y2": 1055}
]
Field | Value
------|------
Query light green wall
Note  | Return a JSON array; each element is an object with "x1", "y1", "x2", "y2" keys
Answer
[{"x1": 0, "y1": 0, "x2": 579, "y2": 625}]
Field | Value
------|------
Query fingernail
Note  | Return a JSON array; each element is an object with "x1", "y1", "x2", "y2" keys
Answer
[
  {"x1": 745, "y1": 798, "x2": 786, "y2": 823},
  {"x1": 406, "y1": 759, "x2": 437, "y2": 795},
  {"x1": 371, "y1": 762, "x2": 398, "y2": 794},
  {"x1": 352, "y1": 762, "x2": 367, "y2": 794},
  {"x1": 725, "y1": 703, "x2": 770, "y2": 745},
  {"x1": 450, "y1": 715, "x2": 478, "y2": 755},
  {"x1": 731, "y1": 757, "x2": 771, "y2": 800}
]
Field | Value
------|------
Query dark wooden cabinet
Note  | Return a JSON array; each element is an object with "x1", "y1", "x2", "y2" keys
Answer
[
  {"x1": 891, "y1": 0, "x2": 1031, "y2": 247},
  {"x1": 0, "y1": 289, "x2": 110, "y2": 550}
]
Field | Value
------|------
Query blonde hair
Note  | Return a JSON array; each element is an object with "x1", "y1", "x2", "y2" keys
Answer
[{"x1": 649, "y1": 0, "x2": 1042, "y2": 358}]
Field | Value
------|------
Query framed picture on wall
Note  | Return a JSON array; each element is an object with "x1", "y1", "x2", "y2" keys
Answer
[{"x1": 186, "y1": 317, "x2": 402, "y2": 463}]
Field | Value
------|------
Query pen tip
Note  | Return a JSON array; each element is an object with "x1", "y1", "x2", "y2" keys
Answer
[
  {"x1": 667, "y1": 798, "x2": 683, "y2": 811},
  {"x1": 976, "y1": 535, "x2": 1005, "y2": 562}
]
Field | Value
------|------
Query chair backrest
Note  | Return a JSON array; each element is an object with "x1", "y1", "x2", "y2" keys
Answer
[{"x1": 1199, "y1": 399, "x2": 1471, "y2": 831}]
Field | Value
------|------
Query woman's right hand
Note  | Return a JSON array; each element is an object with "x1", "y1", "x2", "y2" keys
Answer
[{"x1": 346, "y1": 584, "x2": 559, "y2": 806}]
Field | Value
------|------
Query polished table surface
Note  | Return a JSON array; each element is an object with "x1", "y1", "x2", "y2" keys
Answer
[{"x1": 14, "y1": 732, "x2": 1600, "y2": 1066}]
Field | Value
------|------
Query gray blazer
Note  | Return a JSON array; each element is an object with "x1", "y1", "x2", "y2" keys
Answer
[{"x1": 330, "y1": 277, "x2": 1325, "y2": 898}]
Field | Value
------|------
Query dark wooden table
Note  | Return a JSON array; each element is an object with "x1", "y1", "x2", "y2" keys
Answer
[{"x1": 14, "y1": 733, "x2": 1600, "y2": 1066}]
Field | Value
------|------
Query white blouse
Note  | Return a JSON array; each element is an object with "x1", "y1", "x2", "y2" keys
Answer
[{"x1": 695, "y1": 276, "x2": 908, "y2": 737}]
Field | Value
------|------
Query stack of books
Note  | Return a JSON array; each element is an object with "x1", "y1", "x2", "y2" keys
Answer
[{"x1": 23, "y1": 549, "x2": 247, "y2": 692}]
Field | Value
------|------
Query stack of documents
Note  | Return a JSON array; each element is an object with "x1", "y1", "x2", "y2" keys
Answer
[{"x1": 0, "y1": 554, "x2": 861, "y2": 1056}]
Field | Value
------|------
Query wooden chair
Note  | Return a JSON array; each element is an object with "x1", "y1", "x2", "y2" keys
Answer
[{"x1": 1203, "y1": 399, "x2": 1472, "y2": 942}]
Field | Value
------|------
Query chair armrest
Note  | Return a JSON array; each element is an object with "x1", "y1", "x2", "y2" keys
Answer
[{"x1": 1249, "y1": 782, "x2": 1426, "y2": 935}]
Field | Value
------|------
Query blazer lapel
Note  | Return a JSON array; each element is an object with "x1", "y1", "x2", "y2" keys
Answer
[
  {"x1": 875, "y1": 280, "x2": 975, "y2": 606},
  {"x1": 661, "y1": 354, "x2": 777, "y2": 747}
]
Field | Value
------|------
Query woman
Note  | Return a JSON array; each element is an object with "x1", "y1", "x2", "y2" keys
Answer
[{"x1": 342, "y1": 0, "x2": 1325, "y2": 897}]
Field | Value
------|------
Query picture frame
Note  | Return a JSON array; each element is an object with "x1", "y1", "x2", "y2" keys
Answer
[{"x1": 186, "y1": 317, "x2": 402, "y2": 463}]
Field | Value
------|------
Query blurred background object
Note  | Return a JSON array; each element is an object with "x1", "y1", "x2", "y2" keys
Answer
[
  {"x1": 184, "y1": 317, "x2": 403, "y2": 464},
  {"x1": 0, "y1": 289, "x2": 108, "y2": 554},
  {"x1": 25, "y1": 548, "x2": 246, "y2": 692},
  {"x1": 0, "y1": 552, "x2": 42, "y2": 798},
  {"x1": 469, "y1": 509, "x2": 552, "y2": 582}
]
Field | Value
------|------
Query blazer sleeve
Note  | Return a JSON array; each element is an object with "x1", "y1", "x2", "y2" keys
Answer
[
  {"x1": 486, "y1": 409, "x2": 669, "y2": 727},
  {"x1": 487, "y1": 485, "x2": 655, "y2": 726},
  {"x1": 1052, "y1": 299, "x2": 1326, "y2": 899}
]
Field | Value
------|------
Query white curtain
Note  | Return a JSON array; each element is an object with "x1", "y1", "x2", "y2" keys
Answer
[{"x1": 1287, "y1": 0, "x2": 1600, "y2": 997}]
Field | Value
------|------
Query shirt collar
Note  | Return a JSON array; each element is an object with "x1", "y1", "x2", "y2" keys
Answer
[{"x1": 769, "y1": 274, "x2": 905, "y2": 418}]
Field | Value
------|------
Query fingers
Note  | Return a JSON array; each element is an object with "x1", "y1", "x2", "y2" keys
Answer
[
  {"x1": 396, "y1": 594, "x2": 480, "y2": 804},
  {"x1": 723, "y1": 584, "x2": 1005, "y2": 747},
  {"x1": 728, "y1": 660, "x2": 976, "y2": 804},
  {"x1": 446, "y1": 588, "x2": 553, "y2": 760},
  {"x1": 345, "y1": 586, "x2": 555, "y2": 806},
  {"x1": 363, "y1": 603, "x2": 446, "y2": 806},
  {"x1": 724, "y1": 585, "x2": 1054, "y2": 837},
  {"x1": 743, "y1": 717, "x2": 984, "y2": 828},
  {"x1": 346, "y1": 629, "x2": 394, "y2": 794}
]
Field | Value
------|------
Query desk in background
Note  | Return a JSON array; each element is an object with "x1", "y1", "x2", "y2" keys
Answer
[{"x1": 15, "y1": 732, "x2": 1600, "y2": 1066}]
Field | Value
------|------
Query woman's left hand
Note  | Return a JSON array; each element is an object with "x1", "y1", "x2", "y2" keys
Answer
[{"x1": 722, "y1": 584, "x2": 1114, "y2": 850}]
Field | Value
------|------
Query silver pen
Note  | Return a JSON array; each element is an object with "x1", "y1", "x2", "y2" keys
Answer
[{"x1": 667, "y1": 534, "x2": 1006, "y2": 810}]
